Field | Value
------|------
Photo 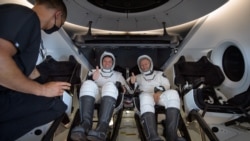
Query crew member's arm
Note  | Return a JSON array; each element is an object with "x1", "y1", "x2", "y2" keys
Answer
[
  {"x1": 153, "y1": 87, "x2": 165, "y2": 103},
  {"x1": 154, "y1": 72, "x2": 170, "y2": 103},
  {"x1": 126, "y1": 72, "x2": 136, "y2": 89},
  {"x1": 161, "y1": 72, "x2": 171, "y2": 90},
  {"x1": 0, "y1": 38, "x2": 70, "y2": 97},
  {"x1": 29, "y1": 67, "x2": 40, "y2": 79},
  {"x1": 92, "y1": 66, "x2": 100, "y2": 80},
  {"x1": 116, "y1": 73, "x2": 128, "y2": 94},
  {"x1": 129, "y1": 72, "x2": 136, "y2": 84}
]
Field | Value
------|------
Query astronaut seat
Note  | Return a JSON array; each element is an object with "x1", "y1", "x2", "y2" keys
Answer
[
  {"x1": 133, "y1": 91, "x2": 190, "y2": 141},
  {"x1": 67, "y1": 82, "x2": 124, "y2": 141},
  {"x1": 67, "y1": 64, "x2": 126, "y2": 141},
  {"x1": 174, "y1": 54, "x2": 250, "y2": 141},
  {"x1": 129, "y1": 59, "x2": 190, "y2": 141}
]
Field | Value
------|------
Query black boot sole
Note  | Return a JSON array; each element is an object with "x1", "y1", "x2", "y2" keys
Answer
[{"x1": 70, "y1": 131, "x2": 87, "y2": 141}]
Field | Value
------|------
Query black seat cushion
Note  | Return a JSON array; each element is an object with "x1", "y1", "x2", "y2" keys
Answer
[
  {"x1": 36, "y1": 55, "x2": 81, "y2": 85},
  {"x1": 174, "y1": 56, "x2": 225, "y2": 87}
]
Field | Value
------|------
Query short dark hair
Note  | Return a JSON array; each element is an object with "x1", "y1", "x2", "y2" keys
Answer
[
  {"x1": 35, "y1": 0, "x2": 67, "y2": 20},
  {"x1": 103, "y1": 55, "x2": 113, "y2": 62}
]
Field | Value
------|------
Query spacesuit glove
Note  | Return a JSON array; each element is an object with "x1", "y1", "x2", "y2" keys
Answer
[
  {"x1": 154, "y1": 86, "x2": 165, "y2": 93},
  {"x1": 115, "y1": 81, "x2": 125, "y2": 93}
]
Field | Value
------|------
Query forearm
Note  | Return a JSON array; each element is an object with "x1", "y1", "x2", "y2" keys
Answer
[
  {"x1": 126, "y1": 78, "x2": 135, "y2": 89},
  {"x1": 29, "y1": 67, "x2": 41, "y2": 79},
  {"x1": 0, "y1": 57, "x2": 43, "y2": 96}
]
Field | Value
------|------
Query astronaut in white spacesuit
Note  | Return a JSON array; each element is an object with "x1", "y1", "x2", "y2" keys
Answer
[
  {"x1": 70, "y1": 51, "x2": 127, "y2": 141},
  {"x1": 129, "y1": 55, "x2": 185, "y2": 141}
]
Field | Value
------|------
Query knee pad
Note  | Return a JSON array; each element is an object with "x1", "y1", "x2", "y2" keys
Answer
[
  {"x1": 139, "y1": 93, "x2": 155, "y2": 115},
  {"x1": 79, "y1": 80, "x2": 98, "y2": 98},
  {"x1": 140, "y1": 104, "x2": 155, "y2": 115},
  {"x1": 101, "y1": 82, "x2": 118, "y2": 99},
  {"x1": 161, "y1": 90, "x2": 180, "y2": 109}
]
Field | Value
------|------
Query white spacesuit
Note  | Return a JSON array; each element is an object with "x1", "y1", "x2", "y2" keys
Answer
[
  {"x1": 79, "y1": 52, "x2": 126, "y2": 101},
  {"x1": 71, "y1": 51, "x2": 127, "y2": 141},
  {"x1": 129, "y1": 55, "x2": 185, "y2": 141},
  {"x1": 135, "y1": 55, "x2": 181, "y2": 115}
]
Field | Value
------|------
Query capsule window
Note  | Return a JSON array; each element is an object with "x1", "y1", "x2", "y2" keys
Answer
[{"x1": 222, "y1": 46, "x2": 245, "y2": 82}]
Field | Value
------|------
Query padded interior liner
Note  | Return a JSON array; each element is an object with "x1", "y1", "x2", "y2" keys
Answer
[
  {"x1": 174, "y1": 56, "x2": 225, "y2": 87},
  {"x1": 36, "y1": 55, "x2": 81, "y2": 85},
  {"x1": 175, "y1": 56, "x2": 250, "y2": 113}
]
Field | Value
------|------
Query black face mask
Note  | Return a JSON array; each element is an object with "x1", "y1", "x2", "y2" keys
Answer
[
  {"x1": 43, "y1": 16, "x2": 61, "y2": 34},
  {"x1": 43, "y1": 24, "x2": 60, "y2": 34}
]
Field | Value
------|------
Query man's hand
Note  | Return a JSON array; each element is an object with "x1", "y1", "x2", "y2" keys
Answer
[
  {"x1": 0, "y1": 38, "x2": 71, "y2": 97},
  {"x1": 130, "y1": 72, "x2": 136, "y2": 84},
  {"x1": 122, "y1": 86, "x2": 127, "y2": 94},
  {"x1": 154, "y1": 86, "x2": 165, "y2": 93},
  {"x1": 153, "y1": 91, "x2": 162, "y2": 103},
  {"x1": 41, "y1": 81, "x2": 71, "y2": 97},
  {"x1": 92, "y1": 66, "x2": 100, "y2": 80}
]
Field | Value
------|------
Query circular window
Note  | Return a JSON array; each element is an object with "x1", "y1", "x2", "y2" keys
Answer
[
  {"x1": 222, "y1": 46, "x2": 244, "y2": 82},
  {"x1": 88, "y1": 0, "x2": 169, "y2": 13}
]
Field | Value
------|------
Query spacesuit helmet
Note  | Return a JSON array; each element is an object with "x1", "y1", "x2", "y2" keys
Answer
[
  {"x1": 100, "y1": 51, "x2": 115, "y2": 72},
  {"x1": 137, "y1": 55, "x2": 153, "y2": 75}
]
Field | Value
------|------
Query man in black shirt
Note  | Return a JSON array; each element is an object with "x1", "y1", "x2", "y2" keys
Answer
[{"x1": 0, "y1": 0, "x2": 70, "y2": 140}]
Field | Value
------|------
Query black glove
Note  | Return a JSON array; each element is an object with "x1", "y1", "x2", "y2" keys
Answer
[
  {"x1": 115, "y1": 81, "x2": 124, "y2": 93},
  {"x1": 154, "y1": 86, "x2": 165, "y2": 93}
]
